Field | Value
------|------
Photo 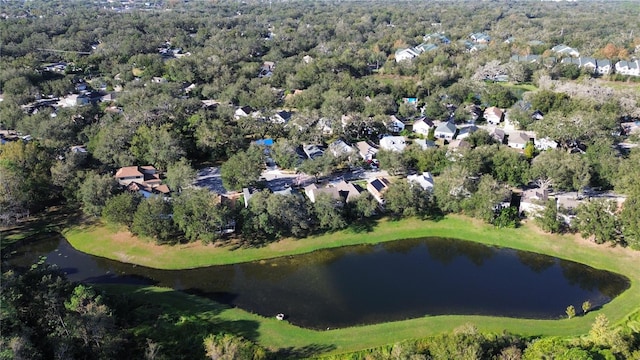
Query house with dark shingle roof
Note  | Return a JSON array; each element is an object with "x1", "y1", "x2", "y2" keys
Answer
[{"x1": 367, "y1": 177, "x2": 390, "y2": 205}]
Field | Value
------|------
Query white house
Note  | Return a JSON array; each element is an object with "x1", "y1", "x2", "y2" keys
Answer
[
  {"x1": 615, "y1": 60, "x2": 640, "y2": 76},
  {"x1": 270, "y1": 110, "x2": 292, "y2": 124},
  {"x1": 234, "y1": 106, "x2": 255, "y2": 118},
  {"x1": 412, "y1": 117, "x2": 434, "y2": 136},
  {"x1": 386, "y1": 115, "x2": 406, "y2": 133},
  {"x1": 484, "y1": 106, "x2": 504, "y2": 125},
  {"x1": 395, "y1": 48, "x2": 420, "y2": 62},
  {"x1": 560, "y1": 57, "x2": 597, "y2": 73},
  {"x1": 535, "y1": 137, "x2": 558, "y2": 151},
  {"x1": 456, "y1": 125, "x2": 478, "y2": 140},
  {"x1": 434, "y1": 121, "x2": 457, "y2": 140},
  {"x1": 508, "y1": 132, "x2": 530, "y2": 149},
  {"x1": 551, "y1": 44, "x2": 580, "y2": 57},
  {"x1": 328, "y1": 139, "x2": 355, "y2": 157},
  {"x1": 379, "y1": 136, "x2": 407, "y2": 152},
  {"x1": 407, "y1": 172, "x2": 435, "y2": 192},
  {"x1": 519, "y1": 187, "x2": 549, "y2": 217},
  {"x1": 596, "y1": 59, "x2": 612, "y2": 75},
  {"x1": 355, "y1": 141, "x2": 378, "y2": 161}
]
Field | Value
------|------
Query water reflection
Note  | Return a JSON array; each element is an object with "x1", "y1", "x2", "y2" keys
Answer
[{"x1": 2, "y1": 234, "x2": 630, "y2": 330}]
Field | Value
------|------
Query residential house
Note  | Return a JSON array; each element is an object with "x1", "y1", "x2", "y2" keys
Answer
[
  {"x1": 414, "y1": 139, "x2": 437, "y2": 150},
  {"x1": 304, "y1": 184, "x2": 342, "y2": 204},
  {"x1": 519, "y1": 187, "x2": 549, "y2": 217},
  {"x1": 412, "y1": 117, "x2": 434, "y2": 136},
  {"x1": 394, "y1": 42, "x2": 438, "y2": 63},
  {"x1": 447, "y1": 139, "x2": 471, "y2": 155},
  {"x1": 59, "y1": 94, "x2": 90, "y2": 108},
  {"x1": 484, "y1": 106, "x2": 504, "y2": 125},
  {"x1": 456, "y1": 125, "x2": 478, "y2": 140},
  {"x1": 127, "y1": 182, "x2": 170, "y2": 199},
  {"x1": 305, "y1": 180, "x2": 364, "y2": 204},
  {"x1": 414, "y1": 43, "x2": 438, "y2": 53},
  {"x1": 470, "y1": 32, "x2": 491, "y2": 43},
  {"x1": 423, "y1": 33, "x2": 450, "y2": 44},
  {"x1": 355, "y1": 141, "x2": 378, "y2": 161},
  {"x1": 621, "y1": 121, "x2": 640, "y2": 135},
  {"x1": 532, "y1": 110, "x2": 544, "y2": 121},
  {"x1": 259, "y1": 61, "x2": 275, "y2": 78},
  {"x1": 407, "y1": 172, "x2": 435, "y2": 192},
  {"x1": 302, "y1": 144, "x2": 324, "y2": 159},
  {"x1": 507, "y1": 132, "x2": 531, "y2": 149},
  {"x1": 333, "y1": 180, "x2": 364, "y2": 203},
  {"x1": 242, "y1": 187, "x2": 259, "y2": 208},
  {"x1": 395, "y1": 48, "x2": 420, "y2": 62},
  {"x1": 434, "y1": 121, "x2": 457, "y2": 140},
  {"x1": 469, "y1": 44, "x2": 488, "y2": 53},
  {"x1": 615, "y1": 60, "x2": 640, "y2": 76},
  {"x1": 114, "y1": 165, "x2": 162, "y2": 187},
  {"x1": 234, "y1": 106, "x2": 255, "y2": 119},
  {"x1": 328, "y1": 139, "x2": 355, "y2": 157},
  {"x1": 385, "y1": 115, "x2": 405, "y2": 133},
  {"x1": 551, "y1": 44, "x2": 580, "y2": 57},
  {"x1": 379, "y1": 136, "x2": 407, "y2": 152},
  {"x1": 467, "y1": 104, "x2": 483, "y2": 121},
  {"x1": 70, "y1": 145, "x2": 88, "y2": 155},
  {"x1": 316, "y1": 118, "x2": 334, "y2": 135},
  {"x1": 270, "y1": 110, "x2": 292, "y2": 124},
  {"x1": 367, "y1": 177, "x2": 391, "y2": 205},
  {"x1": 560, "y1": 57, "x2": 597, "y2": 73},
  {"x1": 596, "y1": 59, "x2": 612, "y2": 75},
  {"x1": 510, "y1": 55, "x2": 541, "y2": 63},
  {"x1": 535, "y1": 137, "x2": 558, "y2": 151},
  {"x1": 528, "y1": 40, "x2": 545, "y2": 46},
  {"x1": 490, "y1": 128, "x2": 505, "y2": 144}
]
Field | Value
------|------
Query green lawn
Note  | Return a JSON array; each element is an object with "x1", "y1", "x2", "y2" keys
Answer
[{"x1": 64, "y1": 215, "x2": 640, "y2": 356}]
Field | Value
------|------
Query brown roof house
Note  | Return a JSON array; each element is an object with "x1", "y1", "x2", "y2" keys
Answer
[
  {"x1": 484, "y1": 107, "x2": 504, "y2": 125},
  {"x1": 115, "y1": 165, "x2": 161, "y2": 186},
  {"x1": 367, "y1": 177, "x2": 391, "y2": 205}
]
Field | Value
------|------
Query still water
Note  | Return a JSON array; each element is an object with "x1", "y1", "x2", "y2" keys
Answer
[{"x1": 3, "y1": 234, "x2": 629, "y2": 329}]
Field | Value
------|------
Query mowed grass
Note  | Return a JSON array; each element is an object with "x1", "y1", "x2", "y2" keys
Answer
[{"x1": 66, "y1": 215, "x2": 640, "y2": 356}]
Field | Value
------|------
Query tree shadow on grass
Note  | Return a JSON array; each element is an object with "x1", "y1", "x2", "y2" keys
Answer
[
  {"x1": 347, "y1": 217, "x2": 378, "y2": 233},
  {"x1": 104, "y1": 285, "x2": 262, "y2": 359},
  {"x1": 1, "y1": 205, "x2": 96, "y2": 248},
  {"x1": 272, "y1": 343, "x2": 337, "y2": 359}
]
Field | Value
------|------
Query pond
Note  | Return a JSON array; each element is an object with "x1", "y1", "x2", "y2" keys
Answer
[{"x1": 3, "y1": 234, "x2": 630, "y2": 330}]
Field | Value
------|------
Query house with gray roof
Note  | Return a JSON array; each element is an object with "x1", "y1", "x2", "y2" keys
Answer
[
  {"x1": 434, "y1": 121, "x2": 457, "y2": 140},
  {"x1": 551, "y1": 44, "x2": 580, "y2": 57},
  {"x1": 510, "y1": 55, "x2": 541, "y2": 63},
  {"x1": 379, "y1": 136, "x2": 407, "y2": 152},
  {"x1": 615, "y1": 60, "x2": 640, "y2": 76},
  {"x1": 560, "y1": 57, "x2": 597, "y2": 72},
  {"x1": 470, "y1": 32, "x2": 491, "y2": 43}
]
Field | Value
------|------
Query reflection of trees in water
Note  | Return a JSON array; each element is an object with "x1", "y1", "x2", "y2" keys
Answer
[
  {"x1": 2, "y1": 233, "x2": 62, "y2": 269},
  {"x1": 423, "y1": 237, "x2": 496, "y2": 266},
  {"x1": 380, "y1": 238, "x2": 423, "y2": 255},
  {"x1": 516, "y1": 250, "x2": 557, "y2": 273},
  {"x1": 559, "y1": 260, "x2": 630, "y2": 298},
  {"x1": 236, "y1": 244, "x2": 377, "y2": 282}
]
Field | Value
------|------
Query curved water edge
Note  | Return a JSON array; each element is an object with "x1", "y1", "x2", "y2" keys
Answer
[{"x1": 3, "y1": 233, "x2": 630, "y2": 330}]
